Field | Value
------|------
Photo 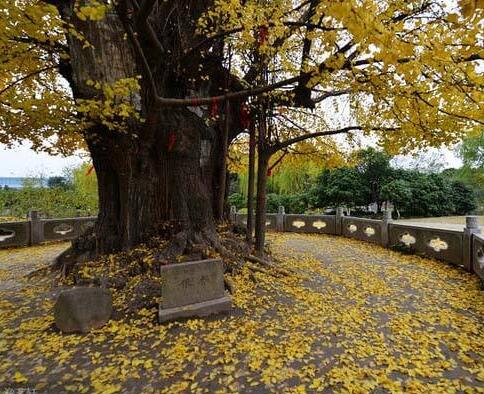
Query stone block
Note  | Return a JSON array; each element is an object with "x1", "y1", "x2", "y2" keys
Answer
[
  {"x1": 159, "y1": 296, "x2": 232, "y2": 323},
  {"x1": 159, "y1": 259, "x2": 232, "y2": 323},
  {"x1": 54, "y1": 287, "x2": 112, "y2": 333}
]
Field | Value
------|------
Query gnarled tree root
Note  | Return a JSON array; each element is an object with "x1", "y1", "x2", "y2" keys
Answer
[
  {"x1": 245, "y1": 254, "x2": 299, "y2": 277},
  {"x1": 52, "y1": 228, "x2": 96, "y2": 278}
]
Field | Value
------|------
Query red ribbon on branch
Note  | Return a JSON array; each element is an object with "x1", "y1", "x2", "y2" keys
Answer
[
  {"x1": 240, "y1": 103, "x2": 251, "y2": 129},
  {"x1": 210, "y1": 97, "x2": 219, "y2": 117},
  {"x1": 267, "y1": 152, "x2": 287, "y2": 177},
  {"x1": 167, "y1": 131, "x2": 177, "y2": 152},
  {"x1": 259, "y1": 25, "x2": 269, "y2": 45}
]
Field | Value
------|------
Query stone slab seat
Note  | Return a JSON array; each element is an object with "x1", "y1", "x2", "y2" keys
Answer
[{"x1": 159, "y1": 258, "x2": 232, "y2": 323}]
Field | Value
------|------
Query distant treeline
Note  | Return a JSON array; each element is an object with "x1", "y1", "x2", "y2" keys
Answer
[
  {"x1": 229, "y1": 147, "x2": 481, "y2": 217},
  {"x1": 0, "y1": 163, "x2": 98, "y2": 219}
]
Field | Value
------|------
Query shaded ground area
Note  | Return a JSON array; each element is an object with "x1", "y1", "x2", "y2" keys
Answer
[{"x1": 0, "y1": 234, "x2": 483, "y2": 393}]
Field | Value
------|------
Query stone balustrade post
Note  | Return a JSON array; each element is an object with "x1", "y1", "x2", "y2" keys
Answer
[
  {"x1": 276, "y1": 206, "x2": 285, "y2": 232},
  {"x1": 381, "y1": 207, "x2": 393, "y2": 247},
  {"x1": 229, "y1": 206, "x2": 237, "y2": 224},
  {"x1": 28, "y1": 210, "x2": 42, "y2": 245},
  {"x1": 335, "y1": 206, "x2": 344, "y2": 235},
  {"x1": 463, "y1": 215, "x2": 481, "y2": 272}
]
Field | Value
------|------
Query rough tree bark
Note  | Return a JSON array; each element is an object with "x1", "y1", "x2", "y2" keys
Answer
[
  {"x1": 254, "y1": 107, "x2": 269, "y2": 256},
  {"x1": 53, "y1": 1, "x2": 239, "y2": 261}
]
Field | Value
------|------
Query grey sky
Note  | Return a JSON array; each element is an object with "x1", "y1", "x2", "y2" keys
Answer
[
  {"x1": 0, "y1": 141, "x2": 462, "y2": 177},
  {"x1": 0, "y1": 143, "x2": 85, "y2": 177}
]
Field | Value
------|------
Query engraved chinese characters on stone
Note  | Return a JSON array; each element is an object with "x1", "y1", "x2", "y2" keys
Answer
[
  {"x1": 179, "y1": 277, "x2": 194, "y2": 290},
  {"x1": 199, "y1": 274, "x2": 210, "y2": 288},
  {"x1": 160, "y1": 259, "x2": 226, "y2": 309},
  {"x1": 159, "y1": 259, "x2": 232, "y2": 323}
]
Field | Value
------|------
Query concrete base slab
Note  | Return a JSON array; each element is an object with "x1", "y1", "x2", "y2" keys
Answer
[{"x1": 159, "y1": 294, "x2": 232, "y2": 323}]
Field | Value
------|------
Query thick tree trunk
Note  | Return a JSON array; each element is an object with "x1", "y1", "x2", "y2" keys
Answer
[
  {"x1": 254, "y1": 103, "x2": 269, "y2": 256},
  {"x1": 88, "y1": 109, "x2": 219, "y2": 255},
  {"x1": 215, "y1": 102, "x2": 230, "y2": 221},
  {"x1": 254, "y1": 151, "x2": 269, "y2": 256},
  {"x1": 55, "y1": 2, "x2": 230, "y2": 259}
]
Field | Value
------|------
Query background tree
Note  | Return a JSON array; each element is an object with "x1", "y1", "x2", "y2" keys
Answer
[
  {"x1": 309, "y1": 168, "x2": 369, "y2": 212},
  {"x1": 305, "y1": 151, "x2": 477, "y2": 218},
  {"x1": 48, "y1": 176, "x2": 71, "y2": 190},
  {"x1": 452, "y1": 132, "x2": 484, "y2": 212},
  {"x1": 459, "y1": 132, "x2": 484, "y2": 169},
  {"x1": 450, "y1": 180, "x2": 477, "y2": 215},
  {"x1": 380, "y1": 179, "x2": 413, "y2": 219},
  {"x1": 0, "y1": 162, "x2": 98, "y2": 219},
  {"x1": 355, "y1": 148, "x2": 393, "y2": 211}
]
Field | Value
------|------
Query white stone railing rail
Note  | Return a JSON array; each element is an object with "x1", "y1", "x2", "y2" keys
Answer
[
  {"x1": 473, "y1": 233, "x2": 484, "y2": 281},
  {"x1": 1, "y1": 208, "x2": 483, "y2": 282},
  {"x1": 388, "y1": 223, "x2": 464, "y2": 266},
  {"x1": 0, "y1": 210, "x2": 96, "y2": 248},
  {"x1": 231, "y1": 207, "x2": 483, "y2": 282}
]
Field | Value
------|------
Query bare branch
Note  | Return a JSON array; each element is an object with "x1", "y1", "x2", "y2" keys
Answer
[
  {"x1": 270, "y1": 125, "x2": 399, "y2": 153},
  {"x1": 271, "y1": 126, "x2": 364, "y2": 152},
  {"x1": 127, "y1": 23, "x2": 302, "y2": 107}
]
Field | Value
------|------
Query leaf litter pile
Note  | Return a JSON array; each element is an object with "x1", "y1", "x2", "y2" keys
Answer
[{"x1": 0, "y1": 233, "x2": 483, "y2": 393}]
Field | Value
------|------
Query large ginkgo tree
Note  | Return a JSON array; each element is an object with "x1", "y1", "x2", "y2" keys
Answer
[{"x1": 0, "y1": 0, "x2": 482, "y2": 261}]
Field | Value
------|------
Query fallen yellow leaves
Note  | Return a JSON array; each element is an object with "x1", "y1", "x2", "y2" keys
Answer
[{"x1": 0, "y1": 234, "x2": 482, "y2": 393}]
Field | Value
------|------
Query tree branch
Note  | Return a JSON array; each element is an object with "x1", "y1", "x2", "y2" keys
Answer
[
  {"x1": 132, "y1": 0, "x2": 165, "y2": 57},
  {"x1": 127, "y1": 23, "x2": 303, "y2": 107},
  {"x1": 268, "y1": 150, "x2": 288, "y2": 172},
  {"x1": 313, "y1": 89, "x2": 351, "y2": 103},
  {"x1": 0, "y1": 65, "x2": 57, "y2": 97},
  {"x1": 271, "y1": 125, "x2": 399, "y2": 153},
  {"x1": 414, "y1": 92, "x2": 484, "y2": 125},
  {"x1": 136, "y1": 0, "x2": 158, "y2": 22},
  {"x1": 271, "y1": 126, "x2": 363, "y2": 152}
]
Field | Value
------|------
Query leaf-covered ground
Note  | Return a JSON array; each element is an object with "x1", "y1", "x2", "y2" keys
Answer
[{"x1": 0, "y1": 234, "x2": 483, "y2": 393}]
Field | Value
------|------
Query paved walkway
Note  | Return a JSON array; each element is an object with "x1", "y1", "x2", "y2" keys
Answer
[
  {"x1": 0, "y1": 235, "x2": 482, "y2": 393},
  {"x1": 393, "y1": 221, "x2": 465, "y2": 231},
  {"x1": 396, "y1": 216, "x2": 484, "y2": 231}
]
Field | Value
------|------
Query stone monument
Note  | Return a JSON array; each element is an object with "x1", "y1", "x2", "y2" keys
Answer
[{"x1": 159, "y1": 258, "x2": 232, "y2": 323}]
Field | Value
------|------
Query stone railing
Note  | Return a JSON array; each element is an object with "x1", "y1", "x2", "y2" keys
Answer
[
  {"x1": 473, "y1": 234, "x2": 484, "y2": 282},
  {"x1": 2, "y1": 208, "x2": 483, "y2": 282},
  {"x1": 231, "y1": 207, "x2": 484, "y2": 281},
  {"x1": 0, "y1": 210, "x2": 96, "y2": 248},
  {"x1": 388, "y1": 223, "x2": 464, "y2": 266}
]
